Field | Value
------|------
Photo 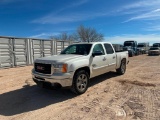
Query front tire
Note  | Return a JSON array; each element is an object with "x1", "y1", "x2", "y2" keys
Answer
[
  {"x1": 71, "y1": 70, "x2": 89, "y2": 95},
  {"x1": 116, "y1": 59, "x2": 126, "y2": 75}
]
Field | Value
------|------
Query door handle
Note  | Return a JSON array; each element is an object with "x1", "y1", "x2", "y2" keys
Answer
[
  {"x1": 113, "y1": 56, "x2": 116, "y2": 59},
  {"x1": 103, "y1": 57, "x2": 106, "y2": 61}
]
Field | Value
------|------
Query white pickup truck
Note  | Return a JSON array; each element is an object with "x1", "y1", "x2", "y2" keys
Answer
[{"x1": 32, "y1": 42, "x2": 129, "y2": 94}]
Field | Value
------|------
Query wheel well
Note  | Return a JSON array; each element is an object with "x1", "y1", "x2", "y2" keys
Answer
[
  {"x1": 122, "y1": 58, "x2": 126, "y2": 63},
  {"x1": 74, "y1": 67, "x2": 90, "y2": 78}
]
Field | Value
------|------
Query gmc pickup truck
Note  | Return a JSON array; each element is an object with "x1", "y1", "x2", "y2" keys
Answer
[{"x1": 32, "y1": 42, "x2": 129, "y2": 94}]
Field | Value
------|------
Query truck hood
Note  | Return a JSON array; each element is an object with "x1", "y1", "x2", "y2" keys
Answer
[
  {"x1": 137, "y1": 47, "x2": 145, "y2": 50},
  {"x1": 35, "y1": 54, "x2": 87, "y2": 63},
  {"x1": 123, "y1": 46, "x2": 132, "y2": 50},
  {"x1": 149, "y1": 50, "x2": 159, "y2": 52}
]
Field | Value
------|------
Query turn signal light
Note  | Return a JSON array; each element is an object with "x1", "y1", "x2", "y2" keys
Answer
[{"x1": 62, "y1": 64, "x2": 67, "y2": 73}]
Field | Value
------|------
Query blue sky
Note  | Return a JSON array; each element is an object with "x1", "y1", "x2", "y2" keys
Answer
[{"x1": 0, "y1": 0, "x2": 160, "y2": 45}]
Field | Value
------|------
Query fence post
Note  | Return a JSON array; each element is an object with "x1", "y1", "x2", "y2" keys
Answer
[{"x1": 30, "y1": 39, "x2": 34, "y2": 64}]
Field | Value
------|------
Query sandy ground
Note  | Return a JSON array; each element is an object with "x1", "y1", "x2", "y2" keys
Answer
[{"x1": 0, "y1": 55, "x2": 160, "y2": 120}]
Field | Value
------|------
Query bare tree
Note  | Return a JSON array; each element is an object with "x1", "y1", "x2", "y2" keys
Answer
[
  {"x1": 50, "y1": 25, "x2": 104, "y2": 42},
  {"x1": 77, "y1": 25, "x2": 104, "y2": 42},
  {"x1": 50, "y1": 32, "x2": 73, "y2": 41}
]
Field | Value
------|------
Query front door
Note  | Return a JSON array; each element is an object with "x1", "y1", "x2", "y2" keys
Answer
[{"x1": 90, "y1": 44, "x2": 108, "y2": 78}]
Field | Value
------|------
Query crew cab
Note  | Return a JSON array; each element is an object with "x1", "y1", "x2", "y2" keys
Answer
[{"x1": 32, "y1": 42, "x2": 129, "y2": 94}]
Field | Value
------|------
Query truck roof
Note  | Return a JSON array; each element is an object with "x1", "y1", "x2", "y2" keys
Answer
[
  {"x1": 138, "y1": 42, "x2": 149, "y2": 44},
  {"x1": 124, "y1": 40, "x2": 136, "y2": 42},
  {"x1": 153, "y1": 43, "x2": 160, "y2": 44},
  {"x1": 72, "y1": 42, "x2": 111, "y2": 45}
]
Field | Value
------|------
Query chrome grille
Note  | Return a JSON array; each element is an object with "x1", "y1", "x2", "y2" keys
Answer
[{"x1": 35, "y1": 63, "x2": 51, "y2": 74}]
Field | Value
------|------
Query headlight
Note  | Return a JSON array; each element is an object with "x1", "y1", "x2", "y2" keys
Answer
[{"x1": 54, "y1": 64, "x2": 68, "y2": 73}]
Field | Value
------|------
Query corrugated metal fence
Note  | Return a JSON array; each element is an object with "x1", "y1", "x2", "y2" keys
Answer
[{"x1": 0, "y1": 36, "x2": 74, "y2": 68}]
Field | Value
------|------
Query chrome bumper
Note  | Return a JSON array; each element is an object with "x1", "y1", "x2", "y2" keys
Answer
[{"x1": 32, "y1": 70, "x2": 73, "y2": 87}]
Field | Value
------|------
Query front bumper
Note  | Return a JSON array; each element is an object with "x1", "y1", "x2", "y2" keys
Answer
[
  {"x1": 32, "y1": 70, "x2": 73, "y2": 87},
  {"x1": 148, "y1": 52, "x2": 160, "y2": 55}
]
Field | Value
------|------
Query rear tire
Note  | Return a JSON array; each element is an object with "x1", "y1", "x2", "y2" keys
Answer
[
  {"x1": 116, "y1": 59, "x2": 126, "y2": 75},
  {"x1": 130, "y1": 52, "x2": 134, "y2": 57},
  {"x1": 71, "y1": 70, "x2": 89, "y2": 95}
]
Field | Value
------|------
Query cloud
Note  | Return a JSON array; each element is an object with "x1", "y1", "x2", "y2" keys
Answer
[
  {"x1": 32, "y1": 14, "x2": 84, "y2": 24},
  {"x1": 32, "y1": 12, "x2": 107, "y2": 24},
  {"x1": 122, "y1": 0, "x2": 160, "y2": 10},
  {"x1": 68, "y1": 0, "x2": 89, "y2": 8},
  {"x1": 32, "y1": 0, "x2": 91, "y2": 24},
  {"x1": 50, "y1": 0, "x2": 90, "y2": 15},
  {"x1": 115, "y1": 0, "x2": 160, "y2": 22},
  {"x1": 29, "y1": 33, "x2": 59, "y2": 39},
  {"x1": 29, "y1": 33, "x2": 48, "y2": 38},
  {"x1": 124, "y1": 9, "x2": 160, "y2": 22},
  {"x1": 145, "y1": 25, "x2": 160, "y2": 31},
  {"x1": 105, "y1": 34, "x2": 160, "y2": 45}
]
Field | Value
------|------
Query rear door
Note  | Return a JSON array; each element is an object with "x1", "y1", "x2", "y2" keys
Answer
[{"x1": 104, "y1": 43, "x2": 116, "y2": 70}]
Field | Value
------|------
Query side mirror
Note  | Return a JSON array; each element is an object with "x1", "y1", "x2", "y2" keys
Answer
[{"x1": 92, "y1": 51, "x2": 103, "y2": 57}]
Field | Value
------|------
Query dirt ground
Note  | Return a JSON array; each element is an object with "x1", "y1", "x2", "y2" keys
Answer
[{"x1": 0, "y1": 55, "x2": 160, "y2": 120}]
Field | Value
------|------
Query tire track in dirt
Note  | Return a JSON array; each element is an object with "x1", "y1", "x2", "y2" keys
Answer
[
  {"x1": 107, "y1": 55, "x2": 160, "y2": 120},
  {"x1": 107, "y1": 81, "x2": 160, "y2": 120},
  {"x1": 0, "y1": 54, "x2": 160, "y2": 120},
  {"x1": 127, "y1": 55, "x2": 159, "y2": 72}
]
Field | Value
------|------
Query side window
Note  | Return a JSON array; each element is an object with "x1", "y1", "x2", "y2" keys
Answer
[
  {"x1": 104, "y1": 44, "x2": 114, "y2": 54},
  {"x1": 93, "y1": 44, "x2": 105, "y2": 55},
  {"x1": 69, "y1": 46, "x2": 76, "y2": 53},
  {"x1": 63, "y1": 45, "x2": 76, "y2": 54}
]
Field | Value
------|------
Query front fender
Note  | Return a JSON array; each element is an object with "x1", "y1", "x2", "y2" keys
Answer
[{"x1": 68, "y1": 59, "x2": 90, "y2": 73}]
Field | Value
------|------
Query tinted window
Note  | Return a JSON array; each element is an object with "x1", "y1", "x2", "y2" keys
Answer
[
  {"x1": 60, "y1": 44, "x2": 92, "y2": 55},
  {"x1": 138, "y1": 45, "x2": 144, "y2": 47},
  {"x1": 149, "y1": 47, "x2": 159, "y2": 50},
  {"x1": 92, "y1": 44, "x2": 105, "y2": 55},
  {"x1": 124, "y1": 41, "x2": 136, "y2": 47},
  {"x1": 153, "y1": 44, "x2": 160, "y2": 47},
  {"x1": 104, "y1": 44, "x2": 114, "y2": 54},
  {"x1": 124, "y1": 42, "x2": 132, "y2": 46}
]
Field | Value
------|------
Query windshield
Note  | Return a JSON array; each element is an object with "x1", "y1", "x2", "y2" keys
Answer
[
  {"x1": 124, "y1": 42, "x2": 133, "y2": 46},
  {"x1": 138, "y1": 45, "x2": 144, "y2": 47},
  {"x1": 60, "y1": 44, "x2": 92, "y2": 55},
  {"x1": 153, "y1": 44, "x2": 159, "y2": 47},
  {"x1": 149, "y1": 47, "x2": 159, "y2": 50}
]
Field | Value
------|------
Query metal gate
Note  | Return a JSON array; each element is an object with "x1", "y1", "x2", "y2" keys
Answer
[
  {"x1": 32, "y1": 39, "x2": 43, "y2": 61},
  {"x1": 0, "y1": 38, "x2": 13, "y2": 68},
  {"x1": 55, "y1": 41, "x2": 70, "y2": 54},
  {"x1": 0, "y1": 36, "x2": 74, "y2": 68},
  {"x1": 43, "y1": 40, "x2": 53, "y2": 57},
  {"x1": 13, "y1": 38, "x2": 28, "y2": 66}
]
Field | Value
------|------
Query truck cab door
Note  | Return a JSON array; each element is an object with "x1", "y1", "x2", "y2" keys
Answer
[
  {"x1": 90, "y1": 44, "x2": 108, "y2": 78},
  {"x1": 104, "y1": 43, "x2": 116, "y2": 70}
]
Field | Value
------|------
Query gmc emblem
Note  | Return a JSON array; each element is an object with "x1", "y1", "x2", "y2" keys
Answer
[{"x1": 37, "y1": 66, "x2": 44, "y2": 70}]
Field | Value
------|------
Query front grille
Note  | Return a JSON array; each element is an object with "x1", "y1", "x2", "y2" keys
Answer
[{"x1": 35, "y1": 63, "x2": 51, "y2": 74}]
